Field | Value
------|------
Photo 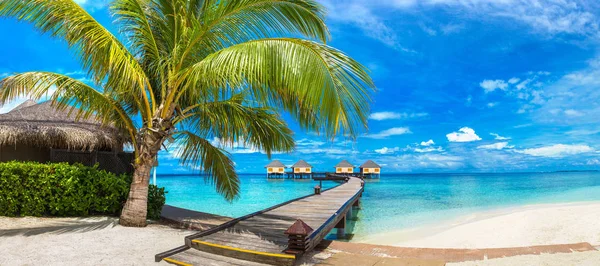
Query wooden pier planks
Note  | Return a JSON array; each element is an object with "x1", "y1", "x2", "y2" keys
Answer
[{"x1": 161, "y1": 177, "x2": 364, "y2": 266}]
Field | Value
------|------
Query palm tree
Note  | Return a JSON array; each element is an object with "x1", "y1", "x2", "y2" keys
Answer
[{"x1": 0, "y1": 0, "x2": 374, "y2": 226}]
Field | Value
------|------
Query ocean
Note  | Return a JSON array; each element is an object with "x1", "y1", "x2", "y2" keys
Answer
[{"x1": 157, "y1": 172, "x2": 600, "y2": 240}]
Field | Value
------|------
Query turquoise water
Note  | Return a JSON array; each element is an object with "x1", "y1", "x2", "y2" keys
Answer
[{"x1": 157, "y1": 172, "x2": 600, "y2": 239}]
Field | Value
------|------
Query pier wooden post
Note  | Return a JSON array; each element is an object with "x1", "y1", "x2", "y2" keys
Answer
[
  {"x1": 352, "y1": 198, "x2": 360, "y2": 209},
  {"x1": 284, "y1": 219, "x2": 313, "y2": 255},
  {"x1": 335, "y1": 215, "x2": 346, "y2": 239}
]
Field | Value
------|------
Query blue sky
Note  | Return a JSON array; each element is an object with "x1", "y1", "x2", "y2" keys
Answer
[{"x1": 1, "y1": 0, "x2": 600, "y2": 173}]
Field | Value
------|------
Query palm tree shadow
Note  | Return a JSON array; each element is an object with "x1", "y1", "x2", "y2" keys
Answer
[{"x1": 0, "y1": 217, "x2": 119, "y2": 237}]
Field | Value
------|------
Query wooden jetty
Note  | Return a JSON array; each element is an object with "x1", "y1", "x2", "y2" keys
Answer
[{"x1": 157, "y1": 175, "x2": 364, "y2": 266}]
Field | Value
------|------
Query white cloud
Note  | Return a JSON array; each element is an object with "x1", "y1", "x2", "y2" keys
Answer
[
  {"x1": 587, "y1": 159, "x2": 600, "y2": 165},
  {"x1": 296, "y1": 138, "x2": 326, "y2": 147},
  {"x1": 230, "y1": 148, "x2": 260, "y2": 154},
  {"x1": 369, "y1": 112, "x2": 400, "y2": 120},
  {"x1": 508, "y1": 77, "x2": 521, "y2": 84},
  {"x1": 516, "y1": 79, "x2": 531, "y2": 90},
  {"x1": 441, "y1": 23, "x2": 465, "y2": 35},
  {"x1": 487, "y1": 102, "x2": 498, "y2": 108},
  {"x1": 480, "y1": 79, "x2": 508, "y2": 93},
  {"x1": 565, "y1": 129, "x2": 600, "y2": 136},
  {"x1": 420, "y1": 139, "x2": 435, "y2": 146},
  {"x1": 323, "y1": 0, "x2": 600, "y2": 49},
  {"x1": 297, "y1": 147, "x2": 349, "y2": 155},
  {"x1": 369, "y1": 111, "x2": 428, "y2": 121},
  {"x1": 420, "y1": 22, "x2": 437, "y2": 36},
  {"x1": 321, "y1": 1, "x2": 414, "y2": 52},
  {"x1": 374, "y1": 153, "x2": 464, "y2": 171},
  {"x1": 564, "y1": 109, "x2": 583, "y2": 117},
  {"x1": 365, "y1": 127, "x2": 412, "y2": 139},
  {"x1": 446, "y1": 127, "x2": 482, "y2": 142},
  {"x1": 477, "y1": 142, "x2": 513, "y2": 150},
  {"x1": 516, "y1": 144, "x2": 594, "y2": 158},
  {"x1": 413, "y1": 146, "x2": 444, "y2": 153},
  {"x1": 374, "y1": 147, "x2": 400, "y2": 154},
  {"x1": 490, "y1": 133, "x2": 511, "y2": 140}
]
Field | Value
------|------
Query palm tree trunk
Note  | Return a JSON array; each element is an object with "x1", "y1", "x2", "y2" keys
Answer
[
  {"x1": 119, "y1": 128, "x2": 164, "y2": 227},
  {"x1": 119, "y1": 159, "x2": 153, "y2": 227}
]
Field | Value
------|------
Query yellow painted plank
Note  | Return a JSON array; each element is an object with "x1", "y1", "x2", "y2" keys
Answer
[
  {"x1": 163, "y1": 257, "x2": 192, "y2": 266},
  {"x1": 192, "y1": 240, "x2": 296, "y2": 259}
]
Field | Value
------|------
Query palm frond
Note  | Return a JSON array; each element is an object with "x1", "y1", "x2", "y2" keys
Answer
[
  {"x1": 176, "y1": 93, "x2": 295, "y2": 157},
  {"x1": 180, "y1": 38, "x2": 375, "y2": 138},
  {"x1": 179, "y1": 0, "x2": 329, "y2": 67},
  {"x1": 0, "y1": 0, "x2": 154, "y2": 123},
  {"x1": 173, "y1": 130, "x2": 240, "y2": 201}
]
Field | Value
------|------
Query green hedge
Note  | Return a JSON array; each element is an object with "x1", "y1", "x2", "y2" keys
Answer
[{"x1": 0, "y1": 161, "x2": 166, "y2": 219}]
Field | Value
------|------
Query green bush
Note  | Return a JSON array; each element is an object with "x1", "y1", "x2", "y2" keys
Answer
[
  {"x1": 0, "y1": 161, "x2": 166, "y2": 219},
  {"x1": 148, "y1": 185, "x2": 167, "y2": 220}
]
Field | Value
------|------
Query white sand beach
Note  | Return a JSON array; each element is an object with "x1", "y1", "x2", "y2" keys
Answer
[
  {"x1": 2, "y1": 202, "x2": 599, "y2": 265},
  {"x1": 359, "y1": 201, "x2": 600, "y2": 249},
  {"x1": 0, "y1": 216, "x2": 193, "y2": 265}
]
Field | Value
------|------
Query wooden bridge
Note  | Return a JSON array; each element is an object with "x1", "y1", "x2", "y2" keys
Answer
[{"x1": 156, "y1": 176, "x2": 364, "y2": 266}]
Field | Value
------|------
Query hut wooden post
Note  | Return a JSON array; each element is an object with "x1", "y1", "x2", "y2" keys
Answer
[{"x1": 284, "y1": 219, "x2": 313, "y2": 255}]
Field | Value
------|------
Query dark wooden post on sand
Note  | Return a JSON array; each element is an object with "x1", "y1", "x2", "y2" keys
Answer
[{"x1": 284, "y1": 219, "x2": 313, "y2": 255}]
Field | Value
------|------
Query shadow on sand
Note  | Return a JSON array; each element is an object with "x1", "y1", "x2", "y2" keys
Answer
[{"x1": 0, "y1": 217, "x2": 119, "y2": 237}]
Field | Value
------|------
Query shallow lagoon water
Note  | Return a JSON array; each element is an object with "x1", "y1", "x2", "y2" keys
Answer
[{"x1": 158, "y1": 172, "x2": 600, "y2": 240}]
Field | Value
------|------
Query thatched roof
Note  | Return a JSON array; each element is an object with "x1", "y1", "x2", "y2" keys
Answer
[
  {"x1": 335, "y1": 160, "x2": 354, "y2": 168},
  {"x1": 0, "y1": 101, "x2": 128, "y2": 151},
  {"x1": 265, "y1": 160, "x2": 286, "y2": 168},
  {"x1": 360, "y1": 160, "x2": 381, "y2": 168},
  {"x1": 292, "y1": 160, "x2": 312, "y2": 168},
  {"x1": 11, "y1": 99, "x2": 37, "y2": 111}
]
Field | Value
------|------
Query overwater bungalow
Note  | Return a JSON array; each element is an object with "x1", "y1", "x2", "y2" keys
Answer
[
  {"x1": 360, "y1": 160, "x2": 381, "y2": 178},
  {"x1": 290, "y1": 159, "x2": 312, "y2": 179},
  {"x1": 0, "y1": 100, "x2": 133, "y2": 174},
  {"x1": 335, "y1": 160, "x2": 355, "y2": 174},
  {"x1": 265, "y1": 159, "x2": 286, "y2": 178}
]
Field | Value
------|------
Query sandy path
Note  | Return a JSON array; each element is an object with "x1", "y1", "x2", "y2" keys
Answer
[
  {"x1": 0, "y1": 217, "x2": 194, "y2": 265},
  {"x1": 359, "y1": 201, "x2": 600, "y2": 248}
]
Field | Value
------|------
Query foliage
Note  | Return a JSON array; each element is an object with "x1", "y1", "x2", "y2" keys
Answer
[
  {"x1": 147, "y1": 185, "x2": 167, "y2": 220},
  {"x1": 0, "y1": 161, "x2": 166, "y2": 218},
  {"x1": 0, "y1": 0, "x2": 375, "y2": 206}
]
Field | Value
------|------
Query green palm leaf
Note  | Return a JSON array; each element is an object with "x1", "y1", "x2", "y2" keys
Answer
[
  {"x1": 176, "y1": 93, "x2": 295, "y2": 157},
  {"x1": 173, "y1": 130, "x2": 240, "y2": 201},
  {"x1": 181, "y1": 38, "x2": 375, "y2": 138}
]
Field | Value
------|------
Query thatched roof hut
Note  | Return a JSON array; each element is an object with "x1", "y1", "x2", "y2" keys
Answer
[
  {"x1": 292, "y1": 159, "x2": 312, "y2": 174},
  {"x1": 360, "y1": 160, "x2": 381, "y2": 169},
  {"x1": 265, "y1": 160, "x2": 286, "y2": 168},
  {"x1": 265, "y1": 159, "x2": 286, "y2": 174},
  {"x1": 335, "y1": 160, "x2": 354, "y2": 174},
  {"x1": 335, "y1": 160, "x2": 354, "y2": 168},
  {"x1": 360, "y1": 160, "x2": 381, "y2": 175},
  {"x1": 0, "y1": 100, "x2": 127, "y2": 151},
  {"x1": 292, "y1": 160, "x2": 312, "y2": 169}
]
